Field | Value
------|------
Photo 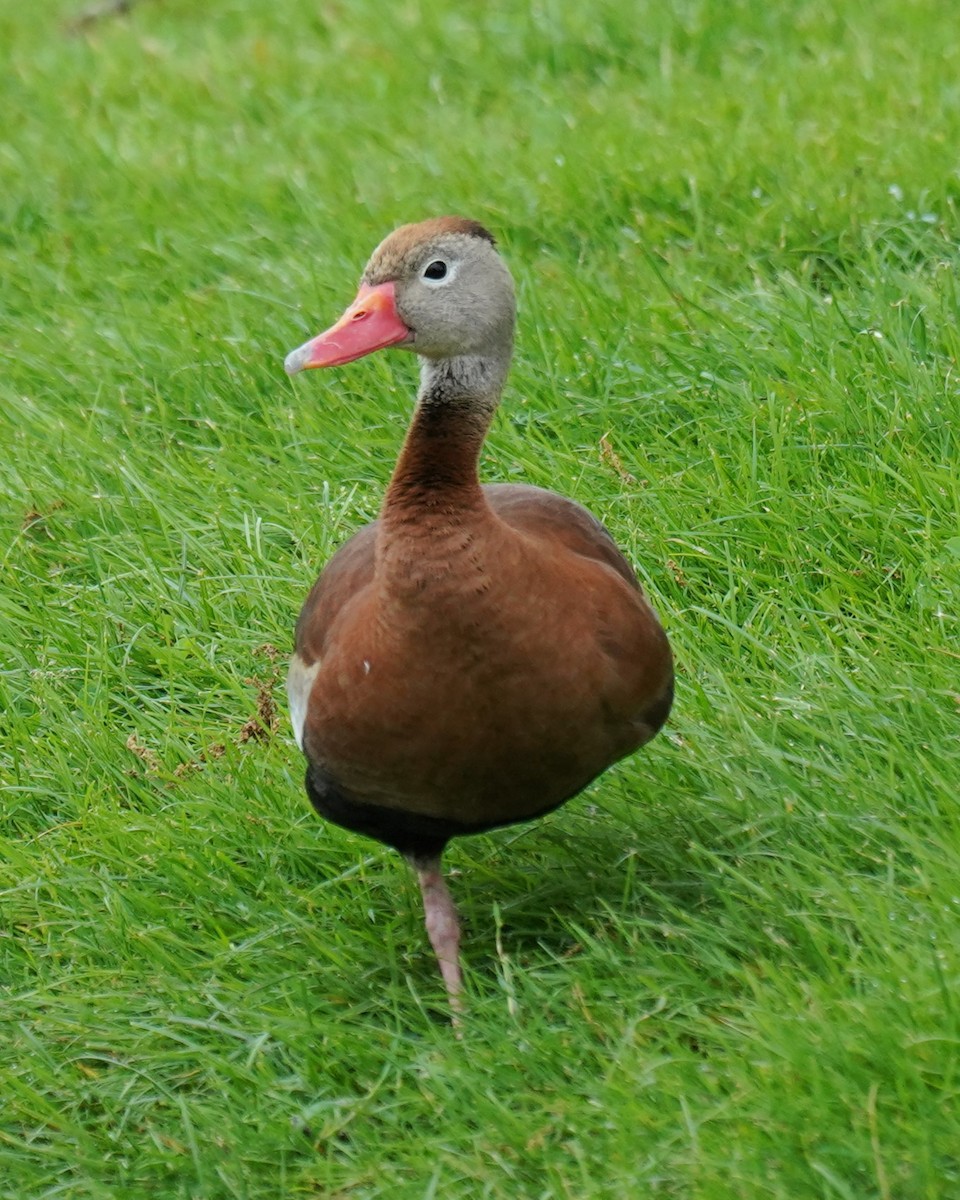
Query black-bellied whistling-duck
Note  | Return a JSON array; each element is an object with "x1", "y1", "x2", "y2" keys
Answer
[{"x1": 284, "y1": 217, "x2": 673, "y2": 1018}]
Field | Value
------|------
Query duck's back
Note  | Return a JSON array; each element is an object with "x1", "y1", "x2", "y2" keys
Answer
[{"x1": 484, "y1": 483, "x2": 643, "y2": 588}]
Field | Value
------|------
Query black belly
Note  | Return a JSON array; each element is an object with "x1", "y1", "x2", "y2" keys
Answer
[{"x1": 304, "y1": 762, "x2": 577, "y2": 865}]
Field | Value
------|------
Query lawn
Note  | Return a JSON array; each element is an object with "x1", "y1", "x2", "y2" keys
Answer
[{"x1": 2, "y1": 0, "x2": 959, "y2": 1196}]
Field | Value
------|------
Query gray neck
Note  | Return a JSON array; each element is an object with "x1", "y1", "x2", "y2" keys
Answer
[{"x1": 414, "y1": 351, "x2": 511, "y2": 417}]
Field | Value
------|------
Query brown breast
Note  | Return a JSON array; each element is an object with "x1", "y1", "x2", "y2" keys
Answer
[{"x1": 292, "y1": 482, "x2": 673, "y2": 830}]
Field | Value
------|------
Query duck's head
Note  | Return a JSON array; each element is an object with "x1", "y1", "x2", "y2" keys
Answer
[{"x1": 284, "y1": 217, "x2": 515, "y2": 375}]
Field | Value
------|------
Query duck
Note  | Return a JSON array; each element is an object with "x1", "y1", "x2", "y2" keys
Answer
[{"x1": 284, "y1": 216, "x2": 673, "y2": 1019}]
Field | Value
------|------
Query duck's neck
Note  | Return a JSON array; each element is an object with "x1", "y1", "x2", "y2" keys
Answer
[{"x1": 381, "y1": 352, "x2": 509, "y2": 520}]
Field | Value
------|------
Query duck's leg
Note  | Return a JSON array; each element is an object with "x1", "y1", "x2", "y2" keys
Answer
[{"x1": 410, "y1": 853, "x2": 463, "y2": 1020}]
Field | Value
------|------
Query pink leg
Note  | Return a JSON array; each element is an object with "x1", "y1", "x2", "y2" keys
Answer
[{"x1": 413, "y1": 855, "x2": 463, "y2": 1022}]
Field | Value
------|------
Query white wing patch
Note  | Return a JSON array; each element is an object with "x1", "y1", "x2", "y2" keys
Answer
[{"x1": 286, "y1": 654, "x2": 321, "y2": 751}]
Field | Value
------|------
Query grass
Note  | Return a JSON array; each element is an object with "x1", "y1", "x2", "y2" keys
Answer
[{"x1": 2, "y1": 0, "x2": 959, "y2": 1195}]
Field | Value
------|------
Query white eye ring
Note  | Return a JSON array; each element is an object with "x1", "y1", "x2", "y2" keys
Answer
[{"x1": 421, "y1": 258, "x2": 457, "y2": 286}]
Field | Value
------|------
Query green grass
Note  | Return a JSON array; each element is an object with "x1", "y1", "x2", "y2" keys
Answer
[{"x1": 2, "y1": 0, "x2": 959, "y2": 1195}]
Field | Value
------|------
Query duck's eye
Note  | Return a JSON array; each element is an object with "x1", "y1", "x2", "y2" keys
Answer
[{"x1": 423, "y1": 260, "x2": 448, "y2": 281}]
